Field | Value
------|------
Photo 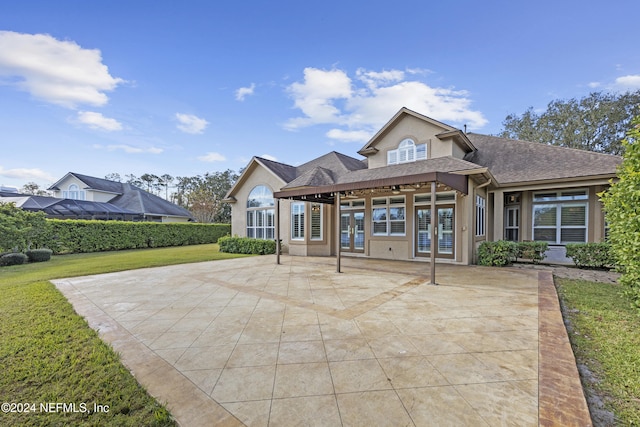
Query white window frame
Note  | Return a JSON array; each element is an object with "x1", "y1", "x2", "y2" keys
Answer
[
  {"x1": 532, "y1": 190, "x2": 588, "y2": 244},
  {"x1": 246, "y1": 185, "x2": 275, "y2": 239},
  {"x1": 291, "y1": 202, "x2": 305, "y2": 240},
  {"x1": 387, "y1": 138, "x2": 427, "y2": 165},
  {"x1": 372, "y1": 196, "x2": 405, "y2": 236},
  {"x1": 475, "y1": 195, "x2": 486, "y2": 237},
  {"x1": 63, "y1": 184, "x2": 85, "y2": 200}
]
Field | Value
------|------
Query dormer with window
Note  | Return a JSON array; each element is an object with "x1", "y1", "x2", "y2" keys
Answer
[
  {"x1": 387, "y1": 138, "x2": 427, "y2": 165},
  {"x1": 358, "y1": 107, "x2": 476, "y2": 169}
]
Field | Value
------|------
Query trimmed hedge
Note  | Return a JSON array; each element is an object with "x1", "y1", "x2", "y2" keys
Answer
[
  {"x1": 218, "y1": 236, "x2": 276, "y2": 255},
  {"x1": 26, "y1": 248, "x2": 53, "y2": 263},
  {"x1": 478, "y1": 240, "x2": 549, "y2": 266},
  {"x1": 516, "y1": 241, "x2": 549, "y2": 264},
  {"x1": 43, "y1": 220, "x2": 230, "y2": 254},
  {"x1": 565, "y1": 242, "x2": 615, "y2": 269},
  {"x1": 0, "y1": 252, "x2": 28, "y2": 266},
  {"x1": 477, "y1": 240, "x2": 518, "y2": 266}
]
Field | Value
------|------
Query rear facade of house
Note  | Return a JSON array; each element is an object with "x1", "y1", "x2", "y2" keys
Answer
[{"x1": 225, "y1": 108, "x2": 620, "y2": 265}]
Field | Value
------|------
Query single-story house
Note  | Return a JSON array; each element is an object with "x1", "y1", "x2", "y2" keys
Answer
[
  {"x1": 224, "y1": 107, "x2": 621, "y2": 265},
  {"x1": 38, "y1": 172, "x2": 194, "y2": 222}
]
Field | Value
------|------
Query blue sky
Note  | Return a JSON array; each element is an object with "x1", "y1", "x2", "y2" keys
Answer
[{"x1": 1, "y1": 0, "x2": 639, "y2": 191}]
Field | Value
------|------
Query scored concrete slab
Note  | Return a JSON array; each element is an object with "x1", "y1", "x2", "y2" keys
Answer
[{"x1": 53, "y1": 255, "x2": 589, "y2": 426}]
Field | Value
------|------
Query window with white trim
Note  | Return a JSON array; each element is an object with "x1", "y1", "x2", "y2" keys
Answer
[
  {"x1": 387, "y1": 138, "x2": 427, "y2": 165},
  {"x1": 532, "y1": 190, "x2": 588, "y2": 244},
  {"x1": 291, "y1": 202, "x2": 305, "y2": 240},
  {"x1": 475, "y1": 195, "x2": 486, "y2": 237},
  {"x1": 63, "y1": 184, "x2": 86, "y2": 200},
  {"x1": 310, "y1": 203, "x2": 322, "y2": 240},
  {"x1": 246, "y1": 185, "x2": 275, "y2": 239},
  {"x1": 372, "y1": 196, "x2": 405, "y2": 236}
]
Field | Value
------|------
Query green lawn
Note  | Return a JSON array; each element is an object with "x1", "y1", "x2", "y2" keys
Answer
[
  {"x1": 0, "y1": 244, "x2": 250, "y2": 426},
  {"x1": 556, "y1": 277, "x2": 640, "y2": 425}
]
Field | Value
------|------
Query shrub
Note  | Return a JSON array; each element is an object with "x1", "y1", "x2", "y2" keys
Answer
[
  {"x1": 565, "y1": 243, "x2": 615, "y2": 269},
  {"x1": 0, "y1": 252, "x2": 28, "y2": 266},
  {"x1": 26, "y1": 248, "x2": 53, "y2": 263},
  {"x1": 601, "y1": 116, "x2": 640, "y2": 308},
  {"x1": 477, "y1": 240, "x2": 518, "y2": 266},
  {"x1": 42, "y1": 220, "x2": 230, "y2": 254},
  {"x1": 218, "y1": 236, "x2": 276, "y2": 255},
  {"x1": 516, "y1": 241, "x2": 548, "y2": 264}
]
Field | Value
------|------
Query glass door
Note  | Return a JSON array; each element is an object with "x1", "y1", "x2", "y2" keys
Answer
[
  {"x1": 415, "y1": 205, "x2": 455, "y2": 259},
  {"x1": 340, "y1": 211, "x2": 365, "y2": 252}
]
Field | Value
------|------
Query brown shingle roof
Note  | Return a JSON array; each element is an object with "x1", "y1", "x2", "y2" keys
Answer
[{"x1": 465, "y1": 133, "x2": 621, "y2": 185}]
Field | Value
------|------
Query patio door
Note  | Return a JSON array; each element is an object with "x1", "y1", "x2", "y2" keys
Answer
[
  {"x1": 415, "y1": 205, "x2": 455, "y2": 259},
  {"x1": 340, "y1": 210, "x2": 365, "y2": 253}
]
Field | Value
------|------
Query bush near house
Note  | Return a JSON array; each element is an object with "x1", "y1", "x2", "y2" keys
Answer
[
  {"x1": 0, "y1": 252, "x2": 29, "y2": 266},
  {"x1": 600, "y1": 116, "x2": 640, "y2": 308},
  {"x1": 477, "y1": 240, "x2": 518, "y2": 266},
  {"x1": 515, "y1": 241, "x2": 549, "y2": 264},
  {"x1": 478, "y1": 240, "x2": 549, "y2": 266},
  {"x1": 565, "y1": 243, "x2": 615, "y2": 269},
  {"x1": 218, "y1": 236, "x2": 276, "y2": 255}
]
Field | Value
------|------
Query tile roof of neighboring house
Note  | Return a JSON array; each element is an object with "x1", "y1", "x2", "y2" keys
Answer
[
  {"x1": 465, "y1": 134, "x2": 622, "y2": 185},
  {"x1": 48, "y1": 172, "x2": 193, "y2": 219},
  {"x1": 110, "y1": 184, "x2": 194, "y2": 218}
]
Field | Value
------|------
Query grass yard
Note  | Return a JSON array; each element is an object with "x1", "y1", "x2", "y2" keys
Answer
[
  {"x1": 0, "y1": 244, "x2": 250, "y2": 426},
  {"x1": 556, "y1": 277, "x2": 640, "y2": 425}
]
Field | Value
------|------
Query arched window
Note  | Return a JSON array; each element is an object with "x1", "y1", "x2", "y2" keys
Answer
[
  {"x1": 63, "y1": 184, "x2": 85, "y2": 200},
  {"x1": 246, "y1": 185, "x2": 275, "y2": 239},
  {"x1": 387, "y1": 138, "x2": 427, "y2": 165}
]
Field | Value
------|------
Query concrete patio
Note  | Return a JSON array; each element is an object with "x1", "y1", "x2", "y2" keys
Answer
[{"x1": 53, "y1": 255, "x2": 591, "y2": 426}]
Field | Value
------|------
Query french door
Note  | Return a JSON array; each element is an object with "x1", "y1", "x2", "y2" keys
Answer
[
  {"x1": 340, "y1": 211, "x2": 365, "y2": 253},
  {"x1": 415, "y1": 205, "x2": 455, "y2": 259}
]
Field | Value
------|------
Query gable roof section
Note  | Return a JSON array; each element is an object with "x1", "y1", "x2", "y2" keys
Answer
[
  {"x1": 465, "y1": 133, "x2": 621, "y2": 185},
  {"x1": 225, "y1": 152, "x2": 367, "y2": 199},
  {"x1": 48, "y1": 172, "x2": 124, "y2": 194},
  {"x1": 357, "y1": 107, "x2": 475, "y2": 155},
  {"x1": 110, "y1": 184, "x2": 193, "y2": 218}
]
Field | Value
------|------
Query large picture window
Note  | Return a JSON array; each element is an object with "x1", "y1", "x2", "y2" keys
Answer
[
  {"x1": 246, "y1": 185, "x2": 275, "y2": 239},
  {"x1": 532, "y1": 190, "x2": 588, "y2": 244},
  {"x1": 63, "y1": 184, "x2": 85, "y2": 200},
  {"x1": 372, "y1": 196, "x2": 405, "y2": 236}
]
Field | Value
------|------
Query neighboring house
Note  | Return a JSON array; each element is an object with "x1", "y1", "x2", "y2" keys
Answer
[
  {"x1": 225, "y1": 107, "x2": 621, "y2": 264},
  {"x1": 37, "y1": 172, "x2": 195, "y2": 222}
]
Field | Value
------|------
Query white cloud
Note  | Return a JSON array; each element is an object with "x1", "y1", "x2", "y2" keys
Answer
[
  {"x1": 235, "y1": 83, "x2": 256, "y2": 101},
  {"x1": 284, "y1": 67, "x2": 353, "y2": 130},
  {"x1": 76, "y1": 111, "x2": 122, "y2": 131},
  {"x1": 587, "y1": 82, "x2": 601, "y2": 88},
  {"x1": 197, "y1": 152, "x2": 226, "y2": 162},
  {"x1": 0, "y1": 31, "x2": 123, "y2": 108},
  {"x1": 94, "y1": 144, "x2": 163, "y2": 154},
  {"x1": 284, "y1": 67, "x2": 487, "y2": 140},
  {"x1": 259, "y1": 154, "x2": 278, "y2": 161},
  {"x1": 175, "y1": 113, "x2": 209, "y2": 134},
  {"x1": 614, "y1": 74, "x2": 640, "y2": 90},
  {"x1": 0, "y1": 166, "x2": 56, "y2": 182}
]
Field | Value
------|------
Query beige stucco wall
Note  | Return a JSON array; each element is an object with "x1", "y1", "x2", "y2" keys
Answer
[{"x1": 367, "y1": 116, "x2": 460, "y2": 169}]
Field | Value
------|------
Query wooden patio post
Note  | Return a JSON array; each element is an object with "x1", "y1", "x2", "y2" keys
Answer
[
  {"x1": 430, "y1": 181, "x2": 437, "y2": 285},
  {"x1": 335, "y1": 191, "x2": 341, "y2": 273}
]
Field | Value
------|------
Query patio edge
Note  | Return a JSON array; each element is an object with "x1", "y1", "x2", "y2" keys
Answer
[{"x1": 538, "y1": 270, "x2": 592, "y2": 426}]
